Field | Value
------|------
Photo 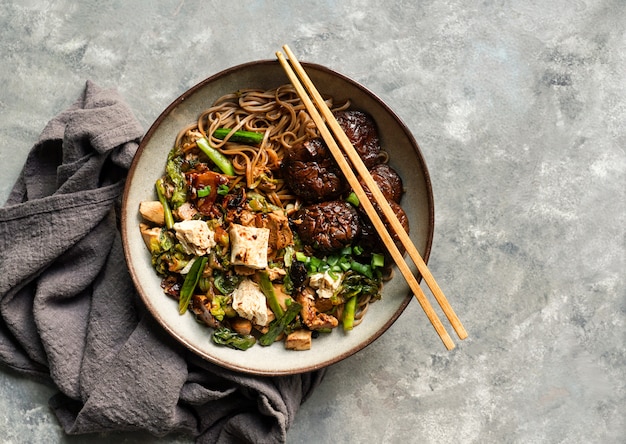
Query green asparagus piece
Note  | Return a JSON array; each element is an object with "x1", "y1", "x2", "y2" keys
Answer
[
  {"x1": 342, "y1": 295, "x2": 357, "y2": 331},
  {"x1": 155, "y1": 178, "x2": 174, "y2": 229},
  {"x1": 213, "y1": 127, "x2": 264, "y2": 145},
  {"x1": 258, "y1": 270, "x2": 284, "y2": 318},
  {"x1": 196, "y1": 137, "x2": 235, "y2": 176}
]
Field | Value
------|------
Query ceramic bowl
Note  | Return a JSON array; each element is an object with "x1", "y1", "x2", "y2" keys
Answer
[{"x1": 121, "y1": 60, "x2": 434, "y2": 375}]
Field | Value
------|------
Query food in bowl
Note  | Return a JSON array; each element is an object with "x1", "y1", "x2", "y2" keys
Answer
[{"x1": 137, "y1": 84, "x2": 410, "y2": 351}]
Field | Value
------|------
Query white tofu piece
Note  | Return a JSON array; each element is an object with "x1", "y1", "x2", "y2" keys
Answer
[
  {"x1": 173, "y1": 220, "x2": 216, "y2": 256},
  {"x1": 285, "y1": 329, "x2": 312, "y2": 350},
  {"x1": 139, "y1": 201, "x2": 165, "y2": 225},
  {"x1": 229, "y1": 224, "x2": 270, "y2": 269},
  {"x1": 309, "y1": 271, "x2": 343, "y2": 299},
  {"x1": 231, "y1": 278, "x2": 271, "y2": 327}
]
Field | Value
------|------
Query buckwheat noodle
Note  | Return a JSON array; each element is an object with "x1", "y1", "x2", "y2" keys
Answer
[{"x1": 174, "y1": 84, "x2": 349, "y2": 208}]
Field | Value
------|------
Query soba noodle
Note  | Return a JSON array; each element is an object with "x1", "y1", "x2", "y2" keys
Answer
[{"x1": 174, "y1": 85, "x2": 349, "y2": 208}]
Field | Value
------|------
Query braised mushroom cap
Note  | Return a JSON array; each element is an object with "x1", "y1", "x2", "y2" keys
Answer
[
  {"x1": 293, "y1": 200, "x2": 361, "y2": 253},
  {"x1": 359, "y1": 163, "x2": 404, "y2": 204},
  {"x1": 281, "y1": 138, "x2": 347, "y2": 202},
  {"x1": 358, "y1": 200, "x2": 410, "y2": 257},
  {"x1": 334, "y1": 110, "x2": 382, "y2": 169}
]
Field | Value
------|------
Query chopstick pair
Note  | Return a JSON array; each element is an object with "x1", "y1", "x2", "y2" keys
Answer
[{"x1": 277, "y1": 45, "x2": 467, "y2": 350}]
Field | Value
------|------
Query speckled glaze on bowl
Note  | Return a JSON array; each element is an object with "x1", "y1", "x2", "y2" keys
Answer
[{"x1": 121, "y1": 60, "x2": 434, "y2": 376}]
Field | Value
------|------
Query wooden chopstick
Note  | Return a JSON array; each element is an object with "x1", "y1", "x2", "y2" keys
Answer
[{"x1": 277, "y1": 45, "x2": 468, "y2": 349}]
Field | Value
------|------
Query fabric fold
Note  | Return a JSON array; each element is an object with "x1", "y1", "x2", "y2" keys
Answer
[{"x1": 0, "y1": 80, "x2": 325, "y2": 444}]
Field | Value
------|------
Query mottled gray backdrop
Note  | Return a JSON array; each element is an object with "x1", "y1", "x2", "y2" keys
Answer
[{"x1": 1, "y1": 1, "x2": 624, "y2": 443}]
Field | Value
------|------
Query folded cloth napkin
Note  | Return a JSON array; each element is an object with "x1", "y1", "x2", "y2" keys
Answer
[{"x1": 0, "y1": 80, "x2": 325, "y2": 443}]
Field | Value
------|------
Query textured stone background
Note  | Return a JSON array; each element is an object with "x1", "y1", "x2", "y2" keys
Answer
[{"x1": 1, "y1": 1, "x2": 624, "y2": 443}]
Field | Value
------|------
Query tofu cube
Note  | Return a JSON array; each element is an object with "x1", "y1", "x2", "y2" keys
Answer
[
  {"x1": 285, "y1": 329, "x2": 312, "y2": 351},
  {"x1": 173, "y1": 220, "x2": 216, "y2": 256},
  {"x1": 139, "y1": 201, "x2": 165, "y2": 225},
  {"x1": 229, "y1": 224, "x2": 270, "y2": 269},
  {"x1": 309, "y1": 271, "x2": 343, "y2": 299},
  {"x1": 231, "y1": 278, "x2": 271, "y2": 327}
]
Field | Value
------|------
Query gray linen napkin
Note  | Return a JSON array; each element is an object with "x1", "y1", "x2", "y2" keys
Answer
[{"x1": 0, "y1": 80, "x2": 325, "y2": 444}]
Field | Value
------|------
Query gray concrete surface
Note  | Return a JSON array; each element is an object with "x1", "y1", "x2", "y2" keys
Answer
[{"x1": 1, "y1": 1, "x2": 624, "y2": 443}]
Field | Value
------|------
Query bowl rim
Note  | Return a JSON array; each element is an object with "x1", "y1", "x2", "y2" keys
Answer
[{"x1": 121, "y1": 59, "x2": 435, "y2": 375}]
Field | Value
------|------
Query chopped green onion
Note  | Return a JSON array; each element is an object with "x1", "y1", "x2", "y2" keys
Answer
[
  {"x1": 350, "y1": 260, "x2": 373, "y2": 279},
  {"x1": 339, "y1": 258, "x2": 352, "y2": 271},
  {"x1": 309, "y1": 256, "x2": 323, "y2": 271},
  {"x1": 353, "y1": 245, "x2": 364, "y2": 256},
  {"x1": 371, "y1": 253, "x2": 385, "y2": 268},
  {"x1": 346, "y1": 191, "x2": 360, "y2": 207},
  {"x1": 295, "y1": 251, "x2": 309, "y2": 263},
  {"x1": 197, "y1": 185, "x2": 211, "y2": 198},
  {"x1": 326, "y1": 255, "x2": 339, "y2": 267},
  {"x1": 217, "y1": 184, "x2": 230, "y2": 195}
]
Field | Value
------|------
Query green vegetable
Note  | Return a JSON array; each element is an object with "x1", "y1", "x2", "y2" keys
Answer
[
  {"x1": 213, "y1": 270, "x2": 242, "y2": 295},
  {"x1": 258, "y1": 300, "x2": 303, "y2": 346},
  {"x1": 342, "y1": 295, "x2": 357, "y2": 331},
  {"x1": 212, "y1": 327, "x2": 256, "y2": 350},
  {"x1": 217, "y1": 184, "x2": 230, "y2": 196},
  {"x1": 371, "y1": 253, "x2": 385, "y2": 268},
  {"x1": 332, "y1": 270, "x2": 381, "y2": 306},
  {"x1": 283, "y1": 245, "x2": 294, "y2": 268},
  {"x1": 326, "y1": 254, "x2": 339, "y2": 267},
  {"x1": 152, "y1": 244, "x2": 188, "y2": 275},
  {"x1": 282, "y1": 273, "x2": 294, "y2": 294},
  {"x1": 346, "y1": 191, "x2": 360, "y2": 207},
  {"x1": 350, "y1": 260, "x2": 373, "y2": 279},
  {"x1": 178, "y1": 256, "x2": 208, "y2": 314},
  {"x1": 155, "y1": 178, "x2": 174, "y2": 230},
  {"x1": 213, "y1": 128, "x2": 264, "y2": 145},
  {"x1": 308, "y1": 256, "x2": 323, "y2": 273},
  {"x1": 197, "y1": 185, "x2": 211, "y2": 198},
  {"x1": 338, "y1": 257, "x2": 352, "y2": 271},
  {"x1": 247, "y1": 192, "x2": 281, "y2": 213},
  {"x1": 258, "y1": 271, "x2": 284, "y2": 318},
  {"x1": 210, "y1": 294, "x2": 236, "y2": 321},
  {"x1": 146, "y1": 227, "x2": 174, "y2": 255},
  {"x1": 165, "y1": 155, "x2": 188, "y2": 208},
  {"x1": 196, "y1": 137, "x2": 235, "y2": 176}
]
